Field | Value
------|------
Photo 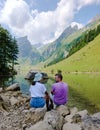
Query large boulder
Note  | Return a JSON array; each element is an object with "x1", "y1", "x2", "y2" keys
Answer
[
  {"x1": 63, "y1": 123, "x2": 82, "y2": 130},
  {"x1": 81, "y1": 115, "x2": 100, "y2": 130},
  {"x1": 6, "y1": 83, "x2": 20, "y2": 91},
  {"x1": 25, "y1": 71, "x2": 49, "y2": 83},
  {"x1": 44, "y1": 110, "x2": 64, "y2": 130},
  {"x1": 10, "y1": 96, "x2": 19, "y2": 106},
  {"x1": 29, "y1": 121, "x2": 53, "y2": 130},
  {"x1": 56, "y1": 105, "x2": 70, "y2": 117},
  {"x1": 24, "y1": 107, "x2": 46, "y2": 124},
  {"x1": 0, "y1": 95, "x2": 8, "y2": 112},
  {"x1": 28, "y1": 110, "x2": 64, "y2": 130}
]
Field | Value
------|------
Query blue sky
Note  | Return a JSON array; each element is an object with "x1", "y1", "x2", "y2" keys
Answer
[
  {"x1": 74, "y1": 4, "x2": 100, "y2": 25},
  {"x1": 0, "y1": 0, "x2": 100, "y2": 44}
]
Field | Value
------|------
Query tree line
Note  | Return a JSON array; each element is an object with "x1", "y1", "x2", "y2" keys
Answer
[
  {"x1": 68, "y1": 24, "x2": 100, "y2": 57},
  {"x1": 0, "y1": 25, "x2": 19, "y2": 88}
]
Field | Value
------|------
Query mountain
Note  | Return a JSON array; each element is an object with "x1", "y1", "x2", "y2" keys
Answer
[
  {"x1": 41, "y1": 15, "x2": 100, "y2": 66},
  {"x1": 34, "y1": 43, "x2": 44, "y2": 49},
  {"x1": 41, "y1": 25, "x2": 79, "y2": 60},
  {"x1": 17, "y1": 36, "x2": 43, "y2": 65}
]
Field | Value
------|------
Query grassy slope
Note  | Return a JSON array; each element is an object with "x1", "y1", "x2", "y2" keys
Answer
[
  {"x1": 43, "y1": 35, "x2": 100, "y2": 110},
  {"x1": 45, "y1": 34, "x2": 100, "y2": 72}
]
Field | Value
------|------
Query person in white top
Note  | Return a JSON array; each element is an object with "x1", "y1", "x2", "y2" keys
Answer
[{"x1": 29, "y1": 72, "x2": 50, "y2": 111}]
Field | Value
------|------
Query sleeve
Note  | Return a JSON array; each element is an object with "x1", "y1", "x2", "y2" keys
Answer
[{"x1": 51, "y1": 84, "x2": 55, "y2": 93}]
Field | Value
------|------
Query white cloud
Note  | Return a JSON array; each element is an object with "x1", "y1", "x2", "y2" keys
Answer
[
  {"x1": 0, "y1": 0, "x2": 100, "y2": 44},
  {"x1": 71, "y1": 22, "x2": 83, "y2": 29}
]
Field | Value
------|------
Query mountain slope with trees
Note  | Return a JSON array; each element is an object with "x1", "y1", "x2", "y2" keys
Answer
[
  {"x1": 17, "y1": 36, "x2": 43, "y2": 65},
  {"x1": 43, "y1": 16, "x2": 100, "y2": 66}
]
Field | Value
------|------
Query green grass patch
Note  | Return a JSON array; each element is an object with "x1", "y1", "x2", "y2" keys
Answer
[{"x1": 63, "y1": 73, "x2": 100, "y2": 111}]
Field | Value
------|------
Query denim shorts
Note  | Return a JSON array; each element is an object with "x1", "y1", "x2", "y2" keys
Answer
[{"x1": 30, "y1": 97, "x2": 46, "y2": 108}]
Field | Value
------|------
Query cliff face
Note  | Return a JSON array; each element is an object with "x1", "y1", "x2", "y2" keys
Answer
[
  {"x1": 0, "y1": 84, "x2": 100, "y2": 130},
  {"x1": 17, "y1": 36, "x2": 43, "y2": 65}
]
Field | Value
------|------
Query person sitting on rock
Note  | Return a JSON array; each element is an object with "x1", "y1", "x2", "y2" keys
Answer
[
  {"x1": 29, "y1": 72, "x2": 50, "y2": 111},
  {"x1": 50, "y1": 73, "x2": 68, "y2": 108}
]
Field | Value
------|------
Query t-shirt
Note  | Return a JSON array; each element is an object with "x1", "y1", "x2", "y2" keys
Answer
[
  {"x1": 52, "y1": 82, "x2": 68, "y2": 105},
  {"x1": 29, "y1": 82, "x2": 46, "y2": 97}
]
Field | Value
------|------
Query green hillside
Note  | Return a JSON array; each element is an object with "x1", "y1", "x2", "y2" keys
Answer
[
  {"x1": 43, "y1": 35, "x2": 100, "y2": 111},
  {"x1": 45, "y1": 34, "x2": 100, "y2": 72}
]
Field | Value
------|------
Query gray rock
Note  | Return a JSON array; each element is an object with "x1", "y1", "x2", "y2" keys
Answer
[
  {"x1": 92, "y1": 112, "x2": 100, "y2": 120},
  {"x1": 10, "y1": 96, "x2": 18, "y2": 106},
  {"x1": 72, "y1": 114, "x2": 82, "y2": 123},
  {"x1": 64, "y1": 114, "x2": 73, "y2": 123},
  {"x1": 63, "y1": 123, "x2": 82, "y2": 130},
  {"x1": 56, "y1": 105, "x2": 70, "y2": 117},
  {"x1": 81, "y1": 115, "x2": 100, "y2": 130},
  {"x1": 29, "y1": 121, "x2": 53, "y2": 130},
  {"x1": 25, "y1": 107, "x2": 46, "y2": 124},
  {"x1": 76, "y1": 110, "x2": 88, "y2": 119},
  {"x1": 70, "y1": 107, "x2": 78, "y2": 115},
  {"x1": 6, "y1": 83, "x2": 20, "y2": 91},
  {"x1": 44, "y1": 110, "x2": 63, "y2": 130}
]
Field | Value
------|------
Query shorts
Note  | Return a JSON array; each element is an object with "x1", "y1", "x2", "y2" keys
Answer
[{"x1": 30, "y1": 97, "x2": 46, "y2": 108}]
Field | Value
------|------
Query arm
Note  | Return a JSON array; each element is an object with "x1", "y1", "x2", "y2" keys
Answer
[{"x1": 45, "y1": 91, "x2": 50, "y2": 101}]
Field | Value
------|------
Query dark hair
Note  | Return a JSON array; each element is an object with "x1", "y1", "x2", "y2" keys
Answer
[
  {"x1": 32, "y1": 81, "x2": 36, "y2": 85},
  {"x1": 55, "y1": 73, "x2": 63, "y2": 80}
]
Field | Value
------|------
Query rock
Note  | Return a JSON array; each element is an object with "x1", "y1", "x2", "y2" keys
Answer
[
  {"x1": 1, "y1": 95, "x2": 10, "y2": 106},
  {"x1": 72, "y1": 114, "x2": 82, "y2": 123},
  {"x1": 64, "y1": 114, "x2": 73, "y2": 123},
  {"x1": 6, "y1": 83, "x2": 20, "y2": 91},
  {"x1": 10, "y1": 96, "x2": 18, "y2": 106},
  {"x1": 81, "y1": 115, "x2": 100, "y2": 130},
  {"x1": 25, "y1": 71, "x2": 49, "y2": 83},
  {"x1": 44, "y1": 110, "x2": 63, "y2": 130},
  {"x1": 56, "y1": 105, "x2": 70, "y2": 117},
  {"x1": 0, "y1": 95, "x2": 8, "y2": 112},
  {"x1": 0, "y1": 87, "x2": 3, "y2": 92},
  {"x1": 29, "y1": 121, "x2": 53, "y2": 130},
  {"x1": 63, "y1": 123, "x2": 82, "y2": 130},
  {"x1": 92, "y1": 112, "x2": 100, "y2": 120},
  {"x1": 70, "y1": 107, "x2": 78, "y2": 115},
  {"x1": 76, "y1": 110, "x2": 88, "y2": 119},
  {"x1": 25, "y1": 107, "x2": 46, "y2": 124}
]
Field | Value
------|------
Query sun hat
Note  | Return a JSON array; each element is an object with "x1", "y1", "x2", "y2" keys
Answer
[{"x1": 34, "y1": 72, "x2": 43, "y2": 81}]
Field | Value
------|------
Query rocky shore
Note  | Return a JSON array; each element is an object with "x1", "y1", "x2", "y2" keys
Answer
[{"x1": 0, "y1": 83, "x2": 100, "y2": 130}]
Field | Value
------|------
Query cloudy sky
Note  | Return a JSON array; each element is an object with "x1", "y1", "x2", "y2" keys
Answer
[{"x1": 0, "y1": 0, "x2": 100, "y2": 44}]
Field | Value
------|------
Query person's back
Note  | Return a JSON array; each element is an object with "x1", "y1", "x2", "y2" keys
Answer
[
  {"x1": 29, "y1": 72, "x2": 50, "y2": 110},
  {"x1": 51, "y1": 73, "x2": 68, "y2": 106},
  {"x1": 29, "y1": 82, "x2": 46, "y2": 98},
  {"x1": 52, "y1": 81, "x2": 68, "y2": 105}
]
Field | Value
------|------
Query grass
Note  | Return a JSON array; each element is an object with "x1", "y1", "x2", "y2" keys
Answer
[{"x1": 64, "y1": 73, "x2": 100, "y2": 111}]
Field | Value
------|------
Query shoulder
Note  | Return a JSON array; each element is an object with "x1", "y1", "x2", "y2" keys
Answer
[
  {"x1": 63, "y1": 82, "x2": 68, "y2": 88},
  {"x1": 37, "y1": 82, "x2": 46, "y2": 88}
]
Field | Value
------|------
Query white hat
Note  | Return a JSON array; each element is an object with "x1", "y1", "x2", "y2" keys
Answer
[{"x1": 34, "y1": 72, "x2": 42, "y2": 81}]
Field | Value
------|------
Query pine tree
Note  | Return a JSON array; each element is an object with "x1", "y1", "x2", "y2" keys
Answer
[{"x1": 0, "y1": 25, "x2": 19, "y2": 88}]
